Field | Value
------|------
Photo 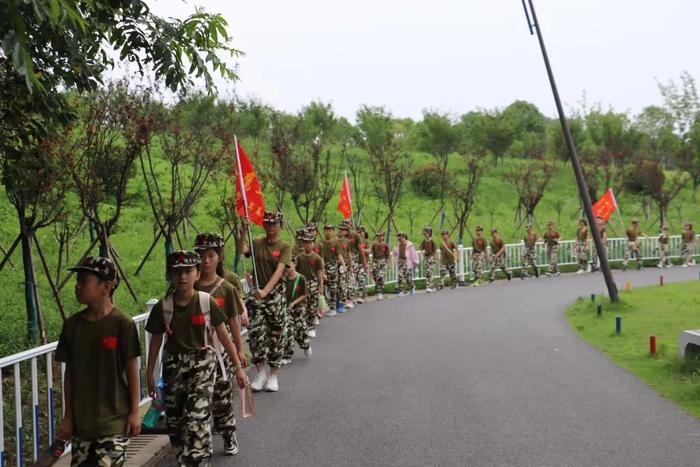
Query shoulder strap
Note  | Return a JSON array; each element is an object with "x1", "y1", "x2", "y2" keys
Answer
[
  {"x1": 290, "y1": 275, "x2": 302, "y2": 301},
  {"x1": 163, "y1": 296, "x2": 174, "y2": 336}
]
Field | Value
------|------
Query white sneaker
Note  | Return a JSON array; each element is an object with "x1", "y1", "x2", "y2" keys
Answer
[
  {"x1": 304, "y1": 347, "x2": 312, "y2": 357},
  {"x1": 357, "y1": 298, "x2": 365, "y2": 304},
  {"x1": 281, "y1": 358, "x2": 292, "y2": 365},
  {"x1": 683, "y1": 264, "x2": 688, "y2": 268},
  {"x1": 378, "y1": 293, "x2": 384, "y2": 301},
  {"x1": 426, "y1": 287, "x2": 434, "y2": 293},
  {"x1": 346, "y1": 301, "x2": 355, "y2": 309},
  {"x1": 264, "y1": 374, "x2": 279, "y2": 392},
  {"x1": 308, "y1": 329, "x2": 316, "y2": 338},
  {"x1": 326, "y1": 309, "x2": 338, "y2": 317},
  {"x1": 251, "y1": 367, "x2": 268, "y2": 392},
  {"x1": 313, "y1": 317, "x2": 320, "y2": 325},
  {"x1": 398, "y1": 292, "x2": 405, "y2": 297},
  {"x1": 576, "y1": 269, "x2": 584, "y2": 275}
]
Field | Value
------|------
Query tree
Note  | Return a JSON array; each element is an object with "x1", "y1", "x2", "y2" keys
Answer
[
  {"x1": 624, "y1": 158, "x2": 688, "y2": 228},
  {"x1": 458, "y1": 110, "x2": 512, "y2": 164},
  {"x1": 505, "y1": 158, "x2": 555, "y2": 227},
  {"x1": 413, "y1": 111, "x2": 461, "y2": 224},
  {"x1": 356, "y1": 105, "x2": 411, "y2": 240},
  {"x1": 450, "y1": 152, "x2": 489, "y2": 244},
  {"x1": 502, "y1": 100, "x2": 547, "y2": 145}
]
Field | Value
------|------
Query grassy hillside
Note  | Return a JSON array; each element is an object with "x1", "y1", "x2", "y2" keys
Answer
[{"x1": 1, "y1": 146, "x2": 698, "y2": 356}]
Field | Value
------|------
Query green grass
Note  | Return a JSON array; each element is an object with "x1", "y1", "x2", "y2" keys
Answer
[
  {"x1": 1, "y1": 144, "x2": 700, "y2": 357},
  {"x1": 566, "y1": 281, "x2": 700, "y2": 418}
]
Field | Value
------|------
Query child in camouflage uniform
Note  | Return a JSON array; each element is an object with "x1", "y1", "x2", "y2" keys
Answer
[
  {"x1": 297, "y1": 230, "x2": 325, "y2": 337},
  {"x1": 420, "y1": 226, "x2": 437, "y2": 292},
  {"x1": 471, "y1": 227, "x2": 487, "y2": 286},
  {"x1": 194, "y1": 233, "x2": 247, "y2": 456},
  {"x1": 56, "y1": 257, "x2": 140, "y2": 467},
  {"x1": 282, "y1": 255, "x2": 312, "y2": 361},
  {"x1": 657, "y1": 226, "x2": 671, "y2": 268},
  {"x1": 591, "y1": 217, "x2": 608, "y2": 272},
  {"x1": 371, "y1": 231, "x2": 390, "y2": 300},
  {"x1": 393, "y1": 232, "x2": 418, "y2": 296},
  {"x1": 623, "y1": 219, "x2": 643, "y2": 271},
  {"x1": 239, "y1": 211, "x2": 292, "y2": 393},
  {"x1": 681, "y1": 222, "x2": 696, "y2": 266},
  {"x1": 146, "y1": 251, "x2": 246, "y2": 467},
  {"x1": 488, "y1": 228, "x2": 512, "y2": 283},
  {"x1": 543, "y1": 221, "x2": 561, "y2": 276},
  {"x1": 440, "y1": 229, "x2": 459, "y2": 288},
  {"x1": 320, "y1": 224, "x2": 345, "y2": 315},
  {"x1": 574, "y1": 218, "x2": 589, "y2": 274},
  {"x1": 350, "y1": 225, "x2": 369, "y2": 303},
  {"x1": 337, "y1": 221, "x2": 353, "y2": 309},
  {"x1": 521, "y1": 224, "x2": 539, "y2": 279}
]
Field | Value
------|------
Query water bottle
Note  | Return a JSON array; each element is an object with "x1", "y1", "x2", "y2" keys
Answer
[{"x1": 143, "y1": 378, "x2": 165, "y2": 428}]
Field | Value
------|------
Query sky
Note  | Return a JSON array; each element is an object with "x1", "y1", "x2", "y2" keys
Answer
[{"x1": 146, "y1": 0, "x2": 699, "y2": 121}]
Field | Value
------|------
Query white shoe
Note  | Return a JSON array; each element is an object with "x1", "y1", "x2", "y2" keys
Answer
[
  {"x1": 377, "y1": 294, "x2": 384, "y2": 301},
  {"x1": 281, "y1": 358, "x2": 292, "y2": 365},
  {"x1": 426, "y1": 287, "x2": 432, "y2": 294},
  {"x1": 313, "y1": 317, "x2": 320, "y2": 325},
  {"x1": 251, "y1": 367, "x2": 268, "y2": 392},
  {"x1": 683, "y1": 264, "x2": 688, "y2": 268},
  {"x1": 345, "y1": 301, "x2": 355, "y2": 309},
  {"x1": 326, "y1": 309, "x2": 337, "y2": 317},
  {"x1": 398, "y1": 292, "x2": 405, "y2": 297},
  {"x1": 304, "y1": 347, "x2": 312, "y2": 357},
  {"x1": 308, "y1": 329, "x2": 316, "y2": 338},
  {"x1": 576, "y1": 269, "x2": 584, "y2": 275},
  {"x1": 264, "y1": 374, "x2": 279, "y2": 392},
  {"x1": 356, "y1": 298, "x2": 365, "y2": 304}
]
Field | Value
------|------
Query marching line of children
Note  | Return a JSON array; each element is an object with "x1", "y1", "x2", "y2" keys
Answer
[{"x1": 54, "y1": 213, "x2": 697, "y2": 467}]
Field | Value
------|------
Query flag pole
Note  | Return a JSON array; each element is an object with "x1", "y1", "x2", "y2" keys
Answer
[
  {"x1": 234, "y1": 135, "x2": 260, "y2": 291},
  {"x1": 610, "y1": 188, "x2": 626, "y2": 232}
]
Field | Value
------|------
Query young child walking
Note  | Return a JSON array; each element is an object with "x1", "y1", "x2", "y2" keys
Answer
[
  {"x1": 56, "y1": 256, "x2": 141, "y2": 467},
  {"x1": 145, "y1": 251, "x2": 246, "y2": 466},
  {"x1": 371, "y1": 231, "x2": 390, "y2": 300},
  {"x1": 296, "y1": 230, "x2": 325, "y2": 337},
  {"x1": 282, "y1": 255, "x2": 312, "y2": 361},
  {"x1": 420, "y1": 226, "x2": 437, "y2": 293}
]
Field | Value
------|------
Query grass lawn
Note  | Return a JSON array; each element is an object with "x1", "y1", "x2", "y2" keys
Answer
[{"x1": 566, "y1": 280, "x2": 700, "y2": 418}]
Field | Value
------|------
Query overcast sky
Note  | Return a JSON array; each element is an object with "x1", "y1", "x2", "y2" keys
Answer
[{"x1": 147, "y1": 0, "x2": 699, "y2": 121}]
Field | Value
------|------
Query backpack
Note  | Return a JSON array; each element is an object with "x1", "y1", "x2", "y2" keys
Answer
[{"x1": 162, "y1": 290, "x2": 228, "y2": 380}]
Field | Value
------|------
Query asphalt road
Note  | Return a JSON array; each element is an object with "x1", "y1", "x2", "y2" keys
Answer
[{"x1": 161, "y1": 267, "x2": 700, "y2": 467}]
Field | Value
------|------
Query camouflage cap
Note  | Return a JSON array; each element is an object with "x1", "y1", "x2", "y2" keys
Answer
[
  {"x1": 295, "y1": 227, "x2": 307, "y2": 240},
  {"x1": 422, "y1": 225, "x2": 433, "y2": 235},
  {"x1": 263, "y1": 211, "x2": 284, "y2": 225},
  {"x1": 338, "y1": 220, "x2": 350, "y2": 230},
  {"x1": 306, "y1": 221, "x2": 318, "y2": 231},
  {"x1": 357, "y1": 225, "x2": 366, "y2": 231},
  {"x1": 194, "y1": 232, "x2": 224, "y2": 251},
  {"x1": 302, "y1": 232, "x2": 316, "y2": 242},
  {"x1": 474, "y1": 225, "x2": 483, "y2": 232},
  {"x1": 526, "y1": 223, "x2": 532, "y2": 229},
  {"x1": 290, "y1": 254, "x2": 297, "y2": 263},
  {"x1": 547, "y1": 220, "x2": 554, "y2": 226},
  {"x1": 167, "y1": 250, "x2": 201, "y2": 269},
  {"x1": 324, "y1": 223, "x2": 335, "y2": 230},
  {"x1": 631, "y1": 218, "x2": 639, "y2": 224},
  {"x1": 397, "y1": 231, "x2": 407, "y2": 239},
  {"x1": 441, "y1": 229, "x2": 449, "y2": 235},
  {"x1": 69, "y1": 256, "x2": 119, "y2": 289},
  {"x1": 490, "y1": 228, "x2": 498, "y2": 234},
  {"x1": 376, "y1": 231, "x2": 385, "y2": 237}
]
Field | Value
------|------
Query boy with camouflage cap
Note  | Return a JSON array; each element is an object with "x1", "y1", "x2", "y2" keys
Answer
[
  {"x1": 55, "y1": 257, "x2": 140, "y2": 467},
  {"x1": 681, "y1": 222, "x2": 696, "y2": 267},
  {"x1": 471, "y1": 227, "x2": 487, "y2": 286},
  {"x1": 349, "y1": 224, "x2": 369, "y2": 304},
  {"x1": 282, "y1": 255, "x2": 312, "y2": 362},
  {"x1": 657, "y1": 225, "x2": 671, "y2": 268},
  {"x1": 420, "y1": 226, "x2": 437, "y2": 293},
  {"x1": 543, "y1": 221, "x2": 561, "y2": 277},
  {"x1": 439, "y1": 229, "x2": 459, "y2": 288},
  {"x1": 337, "y1": 221, "x2": 353, "y2": 309},
  {"x1": 371, "y1": 231, "x2": 390, "y2": 300},
  {"x1": 521, "y1": 224, "x2": 539, "y2": 279},
  {"x1": 296, "y1": 230, "x2": 325, "y2": 337},
  {"x1": 146, "y1": 251, "x2": 246, "y2": 466},
  {"x1": 623, "y1": 219, "x2": 644, "y2": 271},
  {"x1": 238, "y1": 211, "x2": 292, "y2": 392},
  {"x1": 320, "y1": 223, "x2": 345, "y2": 315},
  {"x1": 488, "y1": 228, "x2": 512, "y2": 283}
]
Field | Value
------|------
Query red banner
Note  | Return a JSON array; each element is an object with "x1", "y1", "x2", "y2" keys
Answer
[
  {"x1": 235, "y1": 141, "x2": 265, "y2": 226},
  {"x1": 592, "y1": 188, "x2": 617, "y2": 222},
  {"x1": 337, "y1": 173, "x2": 352, "y2": 220}
]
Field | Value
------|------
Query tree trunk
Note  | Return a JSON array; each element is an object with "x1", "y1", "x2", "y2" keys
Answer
[
  {"x1": 164, "y1": 232, "x2": 175, "y2": 279},
  {"x1": 20, "y1": 222, "x2": 40, "y2": 344}
]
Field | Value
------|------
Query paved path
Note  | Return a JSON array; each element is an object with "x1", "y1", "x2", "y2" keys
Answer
[{"x1": 162, "y1": 267, "x2": 700, "y2": 466}]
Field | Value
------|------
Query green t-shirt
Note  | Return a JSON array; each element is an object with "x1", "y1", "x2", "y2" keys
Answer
[
  {"x1": 441, "y1": 240, "x2": 457, "y2": 264},
  {"x1": 337, "y1": 237, "x2": 350, "y2": 261},
  {"x1": 285, "y1": 274, "x2": 308, "y2": 306},
  {"x1": 421, "y1": 239, "x2": 436, "y2": 257},
  {"x1": 249, "y1": 237, "x2": 292, "y2": 287},
  {"x1": 55, "y1": 307, "x2": 141, "y2": 438},
  {"x1": 372, "y1": 242, "x2": 390, "y2": 260},
  {"x1": 196, "y1": 277, "x2": 242, "y2": 320},
  {"x1": 145, "y1": 292, "x2": 227, "y2": 354},
  {"x1": 296, "y1": 251, "x2": 324, "y2": 281},
  {"x1": 320, "y1": 238, "x2": 340, "y2": 263},
  {"x1": 543, "y1": 230, "x2": 560, "y2": 246}
]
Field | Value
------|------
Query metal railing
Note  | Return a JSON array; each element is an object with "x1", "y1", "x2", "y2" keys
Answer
[{"x1": 1, "y1": 235, "x2": 698, "y2": 466}]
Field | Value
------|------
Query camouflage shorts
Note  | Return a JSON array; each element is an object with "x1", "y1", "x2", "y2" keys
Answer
[
  {"x1": 547, "y1": 244, "x2": 559, "y2": 273},
  {"x1": 70, "y1": 435, "x2": 129, "y2": 466},
  {"x1": 522, "y1": 246, "x2": 536, "y2": 274},
  {"x1": 306, "y1": 279, "x2": 319, "y2": 329},
  {"x1": 681, "y1": 243, "x2": 693, "y2": 264},
  {"x1": 489, "y1": 254, "x2": 508, "y2": 280},
  {"x1": 284, "y1": 304, "x2": 309, "y2": 359},
  {"x1": 247, "y1": 284, "x2": 288, "y2": 369},
  {"x1": 575, "y1": 240, "x2": 588, "y2": 266},
  {"x1": 371, "y1": 258, "x2": 387, "y2": 293},
  {"x1": 324, "y1": 262, "x2": 340, "y2": 308},
  {"x1": 397, "y1": 258, "x2": 414, "y2": 292},
  {"x1": 471, "y1": 252, "x2": 485, "y2": 280},
  {"x1": 352, "y1": 257, "x2": 367, "y2": 299},
  {"x1": 440, "y1": 262, "x2": 457, "y2": 287},
  {"x1": 424, "y1": 255, "x2": 436, "y2": 288},
  {"x1": 212, "y1": 351, "x2": 236, "y2": 439}
]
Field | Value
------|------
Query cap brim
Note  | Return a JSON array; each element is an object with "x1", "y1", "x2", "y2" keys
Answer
[{"x1": 69, "y1": 266, "x2": 109, "y2": 280}]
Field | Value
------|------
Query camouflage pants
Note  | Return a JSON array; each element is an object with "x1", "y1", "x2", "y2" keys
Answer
[
  {"x1": 351, "y1": 257, "x2": 367, "y2": 299},
  {"x1": 623, "y1": 241, "x2": 640, "y2": 267},
  {"x1": 284, "y1": 305, "x2": 309, "y2": 359},
  {"x1": 521, "y1": 246, "x2": 537, "y2": 277},
  {"x1": 575, "y1": 241, "x2": 588, "y2": 270},
  {"x1": 658, "y1": 243, "x2": 671, "y2": 267},
  {"x1": 546, "y1": 244, "x2": 559, "y2": 273},
  {"x1": 471, "y1": 252, "x2": 486, "y2": 281},
  {"x1": 592, "y1": 245, "x2": 608, "y2": 271},
  {"x1": 489, "y1": 254, "x2": 508, "y2": 280},
  {"x1": 306, "y1": 279, "x2": 319, "y2": 330},
  {"x1": 247, "y1": 285, "x2": 288, "y2": 369},
  {"x1": 681, "y1": 243, "x2": 693, "y2": 265},
  {"x1": 339, "y1": 263, "x2": 351, "y2": 301},
  {"x1": 324, "y1": 262, "x2": 340, "y2": 309},
  {"x1": 70, "y1": 436, "x2": 129, "y2": 466},
  {"x1": 424, "y1": 255, "x2": 436, "y2": 288},
  {"x1": 397, "y1": 258, "x2": 414, "y2": 292},
  {"x1": 212, "y1": 351, "x2": 236, "y2": 442},
  {"x1": 439, "y1": 262, "x2": 457, "y2": 288},
  {"x1": 371, "y1": 258, "x2": 387, "y2": 294},
  {"x1": 163, "y1": 349, "x2": 216, "y2": 467}
]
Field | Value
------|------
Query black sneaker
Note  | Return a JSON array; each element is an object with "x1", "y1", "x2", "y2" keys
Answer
[
  {"x1": 224, "y1": 433, "x2": 239, "y2": 456},
  {"x1": 507, "y1": 271, "x2": 512, "y2": 281},
  {"x1": 534, "y1": 268, "x2": 539, "y2": 278}
]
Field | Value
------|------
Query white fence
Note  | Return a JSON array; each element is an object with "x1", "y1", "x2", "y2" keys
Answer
[{"x1": 1, "y1": 235, "x2": 698, "y2": 466}]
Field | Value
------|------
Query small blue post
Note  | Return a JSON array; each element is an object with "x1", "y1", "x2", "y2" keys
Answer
[{"x1": 615, "y1": 316, "x2": 622, "y2": 335}]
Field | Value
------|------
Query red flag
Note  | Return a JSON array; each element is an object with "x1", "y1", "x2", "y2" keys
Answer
[
  {"x1": 235, "y1": 141, "x2": 265, "y2": 226},
  {"x1": 592, "y1": 188, "x2": 617, "y2": 222},
  {"x1": 337, "y1": 172, "x2": 352, "y2": 220}
]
